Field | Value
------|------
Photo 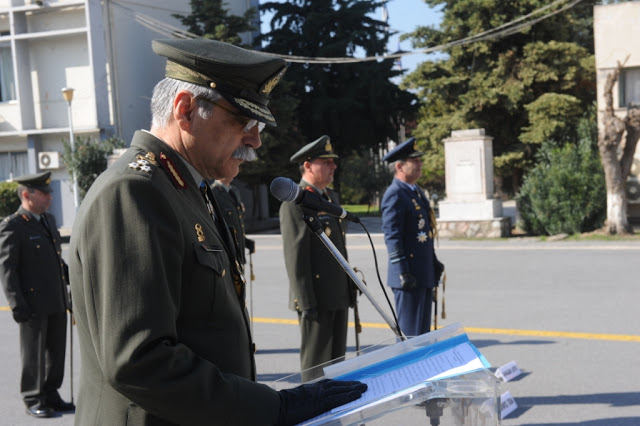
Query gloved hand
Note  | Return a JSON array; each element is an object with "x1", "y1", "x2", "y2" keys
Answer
[
  {"x1": 301, "y1": 308, "x2": 318, "y2": 321},
  {"x1": 245, "y1": 238, "x2": 256, "y2": 254},
  {"x1": 277, "y1": 378, "x2": 368, "y2": 426},
  {"x1": 12, "y1": 308, "x2": 31, "y2": 323},
  {"x1": 399, "y1": 273, "x2": 417, "y2": 290}
]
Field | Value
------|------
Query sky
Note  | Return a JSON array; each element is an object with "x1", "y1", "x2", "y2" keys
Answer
[{"x1": 259, "y1": 0, "x2": 444, "y2": 74}]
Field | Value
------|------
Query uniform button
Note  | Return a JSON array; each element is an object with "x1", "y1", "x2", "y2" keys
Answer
[
  {"x1": 222, "y1": 269, "x2": 226, "y2": 277},
  {"x1": 410, "y1": 254, "x2": 414, "y2": 258},
  {"x1": 315, "y1": 274, "x2": 320, "y2": 279}
]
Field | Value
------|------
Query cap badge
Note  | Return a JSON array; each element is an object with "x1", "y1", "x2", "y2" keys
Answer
[
  {"x1": 325, "y1": 142, "x2": 333, "y2": 152},
  {"x1": 260, "y1": 67, "x2": 286, "y2": 95},
  {"x1": 45, "y1": 177, "x2": 51, "y2": 185}
]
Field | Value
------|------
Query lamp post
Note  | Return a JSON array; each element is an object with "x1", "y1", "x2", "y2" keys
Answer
[{"x1": 62, "y1": 87, "x2": 79, "y2": 209}]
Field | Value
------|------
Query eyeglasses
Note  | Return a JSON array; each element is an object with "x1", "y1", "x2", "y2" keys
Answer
[{"x1": 196, "y1": 96, "x2": 266, "y2": 134}]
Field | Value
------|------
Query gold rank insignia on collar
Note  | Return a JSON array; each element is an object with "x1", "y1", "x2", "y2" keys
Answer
[{"x1": 159, "y1": 152, "x2": 186, "y2": 189}]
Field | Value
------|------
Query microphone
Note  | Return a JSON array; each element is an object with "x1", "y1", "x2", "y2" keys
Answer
[{"x1": 270, "y1": 177, "x2": 360, "y2": 223}]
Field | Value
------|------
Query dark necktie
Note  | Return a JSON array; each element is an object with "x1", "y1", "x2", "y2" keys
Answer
[{"x1": 40, "y1": 215, "x2": 50, "y2": 234}]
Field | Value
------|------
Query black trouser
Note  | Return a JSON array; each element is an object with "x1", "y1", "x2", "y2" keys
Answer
[{"x1": 19, "y1": 311, "x2": 67, "y2": 407}]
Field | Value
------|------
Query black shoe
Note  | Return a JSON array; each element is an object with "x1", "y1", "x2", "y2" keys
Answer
[
  {"x1": 26, "y1": 405, "x2": 54, "y2": 418},
  {"x1": 50, "y1": 399, "x2": 75, "y2": 412}
]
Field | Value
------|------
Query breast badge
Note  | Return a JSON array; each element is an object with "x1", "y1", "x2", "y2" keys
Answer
[{"x1": 417, "y1": 231, "x2": 428, "y2": 243}]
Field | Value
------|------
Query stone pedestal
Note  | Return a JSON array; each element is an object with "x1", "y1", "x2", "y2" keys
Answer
[{"x1": 437, "y1": 129, "x2": 511, "y2": 237}]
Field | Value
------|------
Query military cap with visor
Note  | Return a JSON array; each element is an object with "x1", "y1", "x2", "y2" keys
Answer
[
  {"x1": 152, "y1": 38, "x2": 288, "y2": 127},
  {"x1": 382, "y1": 137, "x2": 424, "y2": 163},
  {"x1": 14, "y1": 171, "x2": 53, "y2": 193},
  {"x1": 289, "y1": 135, "x2": 339, "y2": 164}
]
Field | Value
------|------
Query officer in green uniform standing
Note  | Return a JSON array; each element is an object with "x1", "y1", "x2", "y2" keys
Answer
[
  {"x1": 0, "y1": 172, "x2": 74, "y2": 418},
  {"x1": 68, "y1": 39, "x2": 366, "y2": 426},
  {"x1": 280, "y1": 136, "x2": 355, "y2": 382},
  {"x1": 211, "y1": 177, "x2": 255, "y2": 265}
]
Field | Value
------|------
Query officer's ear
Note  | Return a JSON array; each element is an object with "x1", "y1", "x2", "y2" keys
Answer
[{"x1": 174, "y1": 91, "x2": 197, "y2": 130}]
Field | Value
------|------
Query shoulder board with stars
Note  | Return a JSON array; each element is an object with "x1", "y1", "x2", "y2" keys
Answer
[
  {"x1": 128, "y1": 152, "x2": 158, "y2": 176},
  {"x1": 159, "y1": 152, "x2": 186, "y2": 189}
]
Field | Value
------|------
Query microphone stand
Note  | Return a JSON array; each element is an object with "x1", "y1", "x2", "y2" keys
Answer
[{"x1": 302, "y1": 210, "x2": 404, "y2": 339}]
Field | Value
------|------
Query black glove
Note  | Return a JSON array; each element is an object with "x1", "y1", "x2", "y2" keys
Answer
[
  {"x1": 277, "y1": 378, "x2": 368, "y2": 426},
  {"x1": 301, "y1": 308, "x2": 318, "y2": 321},
  {"x1": 434, "y1": 257, "x2": 445, "y2": 284},
  {"x1": 399, "y1": 273, "x2": 417, "y2": 290},
  {"x1": 12, "y1": 308, "x2": 31, "y2": 323},
  {"x1": 245, "y1": 238, "x2": 255, "y2": 254}
]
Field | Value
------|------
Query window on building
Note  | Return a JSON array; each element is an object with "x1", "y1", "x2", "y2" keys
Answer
[
  {"x1": 0, "y1": 44, "x2": 16, "y2": 102},
  {"x1": 0, "y1": 151, "x2": 28, "y2": 180},
  {"x1": 620, "y1": 67, "x2": 640, "y2": 108}
]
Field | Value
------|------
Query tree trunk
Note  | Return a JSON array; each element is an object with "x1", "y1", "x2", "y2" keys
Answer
[{"x1": 598, "y1": 63, "x2": 640, "y2": 235}]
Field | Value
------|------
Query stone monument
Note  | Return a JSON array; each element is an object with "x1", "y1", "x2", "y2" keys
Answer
[{"x1": 437, "y1": 129, "x2": 511, "y2": 237}]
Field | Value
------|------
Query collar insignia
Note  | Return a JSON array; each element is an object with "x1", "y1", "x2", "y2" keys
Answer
[{"x1": 159, "y1": 152, "x2": 186, "y2": 189}]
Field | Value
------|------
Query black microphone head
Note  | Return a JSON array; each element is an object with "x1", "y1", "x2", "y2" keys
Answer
[{"x1": 270, "y1": 177, "x2": 300, "y2": 202}]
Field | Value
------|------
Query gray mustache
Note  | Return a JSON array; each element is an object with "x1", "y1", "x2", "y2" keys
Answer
[{"x1": 232, "y1": 146, "x2": 257, "y2": 162}]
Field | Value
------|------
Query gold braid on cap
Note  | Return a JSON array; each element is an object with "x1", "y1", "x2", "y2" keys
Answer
[{"x1": 166, "y1": 61, "x2": 211, "y2": 87}]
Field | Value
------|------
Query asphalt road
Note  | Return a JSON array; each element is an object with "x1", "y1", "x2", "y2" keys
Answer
[{"x1": 1, "y1": 219, "x2": 639, "y2": 425}]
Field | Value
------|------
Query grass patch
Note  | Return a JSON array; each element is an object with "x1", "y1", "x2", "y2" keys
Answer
[{"x1": 342, "y1": 204, "x2": 381, "y2": 216}]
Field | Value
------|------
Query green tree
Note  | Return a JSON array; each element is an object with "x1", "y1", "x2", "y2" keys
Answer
[
  {"x1": 0, "y1": 181, "x2": 19, "y2": 217},
  {"x1": 173, "y1": 0, "x2": 258, "y2": 46},
  {"x1": 402, "y1": 0, "x2": 597, "y2": 194},
  {"x1": 260, "y1": 0, "x2": 417, "y2": 191},
  {"x1": 62, "y1": 136, "x2": 125, "y2": 201}
]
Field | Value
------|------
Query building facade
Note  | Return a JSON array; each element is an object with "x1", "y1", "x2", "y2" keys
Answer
[
  {"x1": 0, "y1": 0, "x2": 259, "y2": 228},
  {"x1": 594, "y1": 1, "x2": 640, "y2": 219}
]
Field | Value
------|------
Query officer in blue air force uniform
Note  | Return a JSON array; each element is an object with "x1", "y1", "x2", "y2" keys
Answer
[
  {"x1": 68, "y1": 39, "x2": 365, "y2": 426},
  {"x1": 381, "y1": 138, "x2": 444, "y2": 337}
]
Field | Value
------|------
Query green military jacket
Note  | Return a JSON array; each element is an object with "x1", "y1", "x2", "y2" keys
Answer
[
  {"x1": 0, "y1": 207, "x2": 68, "y2": 315},
  {"x1": 279, "y1": 179, "x2": 352, "y2": 312},
  {"x1": 211, "y1": 181, "x2": 248, "y2": 264},
  {"x1": 69, "y1": 131, "x2": 279, "y2": 425}
]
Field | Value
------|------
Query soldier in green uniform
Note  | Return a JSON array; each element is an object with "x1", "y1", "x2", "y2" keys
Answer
[
  {"x1": 68, "y1": 40, "x2": 366, "y2": 425},
  {"x1": 280, "y1": 136, "x2": 355, "y2": 382},
  {"x1": 0, "y1": 172, "x2": 75, "y2": 418},
  {"x1": 211, "y1": 177, "x2": 255, "y2": 265}
]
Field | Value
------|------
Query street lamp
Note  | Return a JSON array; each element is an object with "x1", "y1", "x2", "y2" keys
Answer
[{"x1": 62, "y1": 87, "x2": 79, "y2": 209}]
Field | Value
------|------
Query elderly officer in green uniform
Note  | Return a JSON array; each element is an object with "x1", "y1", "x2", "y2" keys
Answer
[
  {"x1": 280, "y1": 136, "x2": 355, "y2": 382},
  {"x1": 68, "y1": 39, "x2": 366, "y2": 426},
  {"x1": 211, "y1": 177, "x2": 255, "y2": 265},
  {"x1": 0, "y1": 172, "x2": 74, "y2": 418}
]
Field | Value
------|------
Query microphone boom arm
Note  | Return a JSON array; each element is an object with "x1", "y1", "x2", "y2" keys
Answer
[{"x1": 302, "y1": 210, "x2": 404, "y2": 338}]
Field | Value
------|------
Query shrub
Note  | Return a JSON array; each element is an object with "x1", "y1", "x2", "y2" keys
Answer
[
  {"x1": 516, "y1": 138, "x2": 606, "y2": 235},
  {"x1": 0, "y1": 181, "x2": 19, "y2": 218},
  {"x1": 62, "y1": 136, "x2": 125, "y2": 200}
]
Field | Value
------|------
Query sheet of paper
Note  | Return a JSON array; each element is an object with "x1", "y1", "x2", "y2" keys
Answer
[{"x1": 332, "y1": 342, "x2": 486, "y2": 412}]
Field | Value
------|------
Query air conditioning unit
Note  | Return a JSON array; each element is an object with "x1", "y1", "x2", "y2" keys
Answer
[{"x1": 38, "y1": 152, "x2": 61, "y2": 170}]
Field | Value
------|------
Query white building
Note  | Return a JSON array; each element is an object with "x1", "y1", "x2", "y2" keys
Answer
[
  {"x1": 0, "y1": 0, "x2": 259, "y2": 228},
  {"x1": 594, "y1": 1, "x2": 640, "y2": 219}
]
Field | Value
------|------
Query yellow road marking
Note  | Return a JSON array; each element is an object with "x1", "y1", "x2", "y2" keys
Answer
[
  {"x1": 5, "y1": 308, "x2": 635, "y2": 342},
  {"x1": 252, "y1": 317, "x2": 640, "y2": 342}
]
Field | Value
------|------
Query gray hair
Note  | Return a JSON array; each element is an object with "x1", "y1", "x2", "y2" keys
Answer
[
  {"x1": 150, "y1": 78, "x2": 223, "y2": 128},
  {"x1": 388, "y1": 160, "x2": 402, "y2": 175}
]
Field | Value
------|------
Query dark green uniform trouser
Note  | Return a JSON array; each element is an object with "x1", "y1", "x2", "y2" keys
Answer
[
  {"x1": 298, "y1": 309, "x2": 348, "y2": 382},
  {"x1": 19, "y1": 311, "x2": 67, "y2": 407}
]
